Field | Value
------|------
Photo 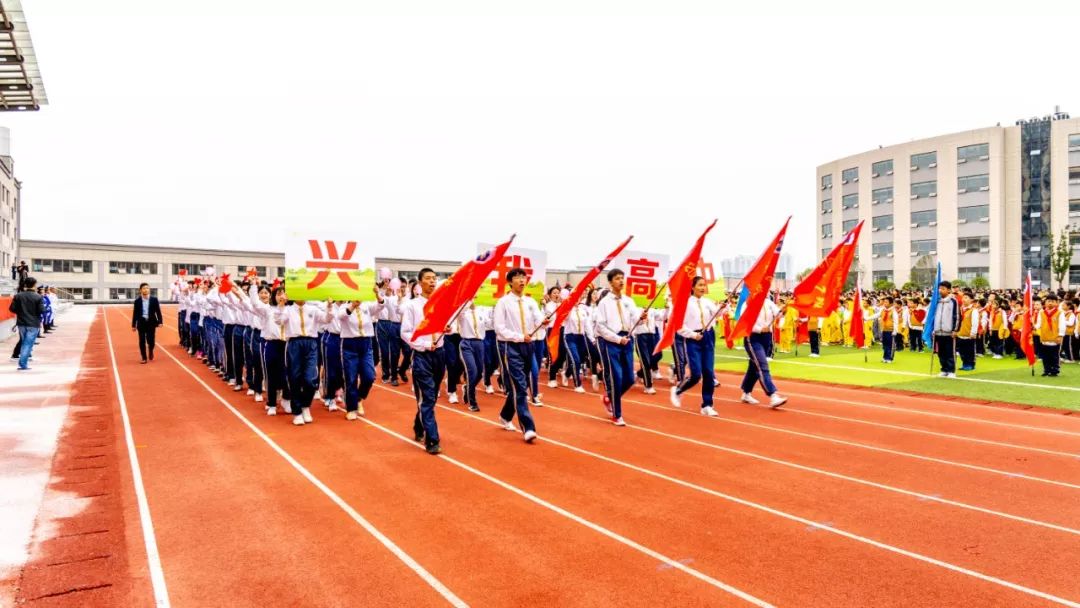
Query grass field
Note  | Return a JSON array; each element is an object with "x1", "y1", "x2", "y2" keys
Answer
[{"x1": 664, "y1": 340, "x2": 1080, "y2": 411}]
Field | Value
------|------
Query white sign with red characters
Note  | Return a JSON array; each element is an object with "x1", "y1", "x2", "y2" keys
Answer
[
  {"x1": 609, "y1": 250, "x2": 671, "y2": 307},
  {"x1": 473, "y1": 244, "x2": 547, "y2": 305}
]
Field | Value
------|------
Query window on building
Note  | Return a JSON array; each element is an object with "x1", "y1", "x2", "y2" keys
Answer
[
  {"x1": 821, "y1": 247, "x2": 832, "y2": 258},
  {"x1": 1070, "y1": 167, "x2": 1080, "y2": 183},
  {"x1": 911, "y1": 209, "x2": 937, "y2": 227},
  {"x1": 911, "y1": 239, "x2": 937, "y2": 256},
  {"x1": 957, "y1": 174, "x2": 990, "y2": 192},
  {"x1": 1071, "y1": 199, "x2": 1080, "y2": 217},
  {"x1": 871, "y1": 215, "x2": 893, "y2": 231},
  {"x1": 842, "y1": 193, "x2": 858, "y2": 210},
  {"x1": 842, "y1": 219, "x2": 858, "y2": 232},
  {"x1": 236, "y1": 265, "x2": 268, "y2": 277},
  {"x1": 31, "y1": 259, "x2": 93, "y2": 273},
  {"x1": 871, "y1": 187, "x2": 893, "y2": 205},
  {"x1": 65, "y1": 288, "x2": 94, "y2": 300},
  {"x1": 911, "y1": 151, "x2": 937, "y2": 170},
  {"x1": 172, "y1": 263, "x2": 207, "y2": 276},
  {"x1": 957, "y1": 267, "x2": 989, "y2": 282},
  {"x1": 842, "y1": 167, "x2": 859, "y2": 183},
  {"x1": 872, "y1": 270, "x2": 893, "y2": 284},
  {"x1": 821, "y1": 174, "x2": 832, "y2": 189},
  {"x1": 911, "y1": 180, "x2": 937, "y2": 199},
  {"x1": 1070, "y1": 233, "x2": 1080, "y2": 250},
  {"x1": 871, "y1": 159, "x2": 893, "y2": 176},
  {"x1": 821, "y1": 199, "x2": 832, "y2": 214},
  {"x1": 1070, "y1": 134, "x2": 1080, "y2": 149},
  {"x1": 958, "y1": 205, "x2": 990, "y2": 223},
  {"x1": 872, "y1": 242, "x2": 893, "y2": 257},
  {"x1": 821, "y1": 223, "x2": 833, "y2": 239},
  {"x1": 275, "y1": 266, "x2": 286, "y2": 278},
  {"x1": 958, "y1": 236, "x2": 990, "y2": 253},
  {"x1": 110, "y1": 261, "x2": 158, "y2": 275},
  {"x1": 957, "y1": 143, "x2": 989, "y2": 163},
  {"x1": 1071, "y1": 266, "x2": 1080, "y2": 284}
]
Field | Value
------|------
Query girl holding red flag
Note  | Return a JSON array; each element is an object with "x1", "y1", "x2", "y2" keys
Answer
[{"x1": 669, "y1": 277, "x2": 719, "y2": 416}]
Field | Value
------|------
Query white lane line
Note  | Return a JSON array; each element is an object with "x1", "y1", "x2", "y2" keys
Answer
[
  {"x1": 103, "y1": 307, "x2": 171, "y2": 608},
  {"x1": 601, "y1": 391, "x2": 1080, "y2": 491},
  {"x1": 154, "y1": 341, "x2": 468, "y2": 608},
  {"x1": 354, "y1": 416, "x2": 774, "y2": 608},
  {"x1": 537, "y1": 400, "x2": 1080, "y2": 536},
  {"x1": 373, "y1": 385, "x2": 1080, "y2": 608}
]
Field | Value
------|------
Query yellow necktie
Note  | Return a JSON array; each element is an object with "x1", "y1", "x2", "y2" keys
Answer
[
  {"x1": 697, "y1": 298, "x2": 705, "y2": 328},
  {"x1": 298, "y1": 304, "x2": 306, "y2": 336},
  {"x1": 575, "y1": 308, "x2": 582, "y2": 333},
  {"x1": 518, "y1": 298, "x2": 527, "y2": 338},
  {"x1": 615, "y1": 298, "x2": 627, "y2": 332},
  {"x1": 472, "y1": 309, "x2": 480, "y2": 338},
  {"x1": 358, "y1": 305, "x2": 364, "y2": 337}
]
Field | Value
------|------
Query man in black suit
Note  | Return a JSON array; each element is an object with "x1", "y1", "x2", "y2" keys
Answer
[{"x1": 131, "y1": 282, "x2": 164, "y2": 363}]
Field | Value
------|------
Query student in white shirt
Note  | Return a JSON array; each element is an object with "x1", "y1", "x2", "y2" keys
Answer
[
  {"x1": 545, "y1": 287, "x2": 568, "y2": 389},
  {"x1": 400, "y1": 268, "x2": 446, "y2": 455},
  {"x1": 274, "y1": 296, "x2": 324, "y2": 426},
  {"x1": 245, "y1": 283, "x2": 291, "y2": 415},
  {"x1": 493, "y1": 267, "x2": 542, "y2": 443},
  {"x1": 335, "y1": 288, "x2": 384, "y2": 419},
  {"x1": 670, "y1": 277, "x2": 720, "y2": 416},
  {"x1": 454, "y1": 300, "x2": 486, "y2": 411},
  {"x1": 739, "y1": 298, "x2": 788, "y2": 408},
  {"x1": 593, "y1": 269, "x2": 648, "y2": 426},
  {"x1": 561, "y1": 295, "x2": 592, "y2": 393}
]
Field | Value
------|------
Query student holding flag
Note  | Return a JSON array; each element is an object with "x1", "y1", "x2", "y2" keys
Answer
[
  {"x1": 401, "y1": 268, "x2": 447, "y2": 454},
  {"x1": 927, "y1": 274, "x2": 961, "y2": 378},
  {"x1": 1035, "y1": 293, "x2": 1063, "y2": 377},
  {"x1": 594, "y1": 269, "x2": 646, "y2": 426},
  {"x1": 493, "y1": 267, "x2": 542, "y2": 443},
  {"x1": 669, "y1": 277, "x2": 720, "y2": 416}
]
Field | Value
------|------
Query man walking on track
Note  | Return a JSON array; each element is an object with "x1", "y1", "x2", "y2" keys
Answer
[
  {"x1": 131, "y1": 282, "x2": 164, "y2": 364},
  {"x1": 493, "y1": 267, "x2": 541, "y2": 443},
  {"x1": 400, "y1": 268, "x2": 446, "y2": 455}
]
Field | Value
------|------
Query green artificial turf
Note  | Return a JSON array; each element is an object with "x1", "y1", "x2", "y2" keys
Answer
[{"x1": 661, "y1": 341, "x2": 1080, "y2": 411}]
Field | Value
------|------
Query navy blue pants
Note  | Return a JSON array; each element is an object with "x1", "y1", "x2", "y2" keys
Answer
[
  {"x1": 1040, "y1": 342, "x2": 1061, "y2": 375},
  {"x1": 341, "y1": 336, "x2": 376, "y2": 411},
  {"x1": 262, "y1": 339, "x2": 289, "y2": 408},
  {"x1": 384, "y1": 321, "x2": 402, "y2": 380},
  {"x1": 677, "y1": 330, "x2": 716, "y2": 406},
  {"x1": 934, "y1": 335, "x2": 956, "y2": 373},
  {"x1": 548, "y1": 328, "x2": 567, "y2": 381},
  {"x1": 178, "y1": 311, "x2": 188, "y2": 348},
  {"x1": 882, "y1": 330, "x2": 895, "y2": 361},
  {"x1": 458, "y1": 338, "x2": 485, "y2": 407},
  {"x1": 225, "y1": 324, "x2": 241, "y2": 384},
  {"x1": 242, "y1": 327, "x2": 256, "y2": 389},
  {"x1": 741, "y1": 332, "x2": 778, "y2": 396},
  {"x1": 483, "y1": 330, "x2": 499, "y2": 386},
  {"x1": 321, "y1": 333, "x2": 343, "y2": 399},
  {"x1": 672, "y1": 334, "x2": 689, "y2": 383},
  {"x1": 498, "y1": 342, "x2": 537, "y2": 433},
  {"x1": 188, "y1": 313, "x2": 202, "y2": 354},
  {"x1": 957, "y1": 338, "x2": 976, "y2": 370},
  {"x1": 599, "y1": 337, "x2": 635, "y2": 419},
  {"x1": 286, "y1": 337, "x2": 319, "y2": 413},
  {"x1": 443, "y1": 334, "x2": 463, "y2": 393},
  {"x1": 376, "y1": 321, "x2": 392, "y2": 380},
  {"x1": 634, "y1": 331, "x2": 660, "y2": 388},
  {"x1": 249, "y1": 331, "x2": 264, "y2": 394},
  {"x1": 563, "y1": 333, "x2": 586, "y2": 388},
  {"x1": 411, "y1": 349, "x2": 445, "y2": 447}
]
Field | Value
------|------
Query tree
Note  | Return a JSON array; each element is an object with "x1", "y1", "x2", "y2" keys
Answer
[
  {"x1": 909, "y1": 254, "x2": 936, "y2": 289},
  {"x1": 952, "y1": 279, "x2": 968, "y2": 288},
  {"x1": 972, "y1": 276, "x2": 990, "y2": 289},
  {"x1": 901, "y1": 281, "x2": 920, "y2": 292},
  {"x1": 1050, "y1": 229, "x2": 1074, "y2": 289},
  {"x1": 873, "y1": 279, "x2": 895, "y2": 291}
]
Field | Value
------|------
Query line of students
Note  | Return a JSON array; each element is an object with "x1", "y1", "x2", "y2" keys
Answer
[{"x1": 168, "y1": 266, "x2": 786, "y2": 456}]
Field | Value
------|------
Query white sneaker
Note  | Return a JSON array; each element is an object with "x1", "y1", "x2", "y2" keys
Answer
[
  {"x1": 769, "y1": 394, "x2": 788, "y2": 409},
  {"x1": 992, "y1": 355, "x2": 1002, "y2": 360},
  {"x1": 282, "y1": 398, "x2": 291, "y2": 410},
  {"x1": 643, "y1": 387, "x2": 657, "y2": 395},
  {"x1": 560, "y1": 372, "x2": 568, "y2": 387},
  {"x1": 292, "y1": 414, "x2": 305, "y2": 426},
  {"x1": 808, "y1": 353, "x2": 820, "y2": 358},
  {"x1": 573, "y1": 386, "x2": 586, "y2": 394},
  {"x1": 233, "y1": 385, "x2": 243, "y2": 392},
  {"x1": 938, "y1": 372, "x2": 949, "y2": 378},
  {"x1": 766, "y1": 357, "x2": 774, "y2": 362},
  {"x1": 945, "y1": 373, "x2": 957, "y2": 379},
  {"x1": 448, "y1": 393, "x2": 459, "y2": 404},
  {"x1": 302, "y1": 407, "x2": 314, "y2": 423},
  {"x1": 669, "y1": 386, "x2": 682, "y2": 408},
  {"x1": 246, "y1": 389, "x2": 255, "y2": 396},
  {"x1": 485, "y1": 385, "x2": 495, "y2": 395},
  {"x1": 227, "y1": 380, "x2": 236, "y2": 386},
  {"x1": 591, "y1": 375, "x2": 599, "y2": 390},
  {"x1": 532, "y1": 396, "x2": 544, "y2": 407},
  {"x1": 547, "y1": 380, "x2": 558, "y2": 388},
  {"x1": 327, "y1": 403, "x2": 341, "y2": 412},
  {"x1": 499, "y1": 417, "x2": 518, "y2": 432},
  {"x1": 701, "y1": 406, "x2": 719, "y2": 417},
  {"x1": 612, "y1": 417, "x2": 626, "y2": 427},
  {"x1": 345, "y1": 411, "x2": 358, "y2": 421},
  {"x1": 357, "y1": 402, "x2": 365, "y2": 417},
  {"x1": 523, "y1": 430, "x2": 538, "y2": 443},
  {"x1": 266, "y1": 406, "x2": 277, "y2": 416},
  {"x1": 740, "y1": 393, "x2": 760, "y2": 405}
]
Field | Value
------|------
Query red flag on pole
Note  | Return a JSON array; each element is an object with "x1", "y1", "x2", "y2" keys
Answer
[
  {"x1": 792, "y1": 221, "x2": 863, "y2": 317},
  {"x1": 851, "y1": 282, "x2": 866, "y2": 348},
  {"x1": 412, "y1": 235, "x2": 516, "y2": 341},
  {"x1": 218, "y1": 273, "x2": 233, "y2": 294},
  {"x1": 547, "y1": 236, "x2": 634, "y2": 356},
  {"x1": 1020, "y1": 270, "x2": 1037, "y2": 366},
  {"x1": 730, "y1": 217, "x2": 791, "y2": 342},
  {"x1": 654, "y1": 220, "x2": 718, "y2": 355}
]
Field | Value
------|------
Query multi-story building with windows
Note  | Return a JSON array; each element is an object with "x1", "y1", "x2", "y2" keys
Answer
[
  {"x1": 817, "y1": 109, "x2": 1080, "y2": 289},
  {"x1": 0, "y1": 128, "x2": 21, "y2": 274}
]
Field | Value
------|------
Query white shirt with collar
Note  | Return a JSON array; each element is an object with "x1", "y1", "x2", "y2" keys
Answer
[
  {"x1": 457, "y1": 304, "x2": 485, "y2": 340},
  {"x1": 273, "y1": 302, "x2": 322, "y2": 339},
  {"x1": 400, "y1": 295, "x2": 442, "y2": 351},
  {"x1": 677, "y1": 295, "x2": 719, "y2": 338},
  {"x1": 246, "y1": 285, "x2": 284, "y2": 340},
  {"x1": 564, "y1": 303, "x2": 593, "y2": 340},
  {"x1": 335, "y1": 300, "x2": 383, "y2": 338},
  {"x1": 751, "y1": 299, "x2": 781, "y2": 334},
  {"x1": 493, "y1": 292, "x2": 543, "y2": 343},
  {"x1": 593, "y1": 292, "x2": 639, "y2": 344}
]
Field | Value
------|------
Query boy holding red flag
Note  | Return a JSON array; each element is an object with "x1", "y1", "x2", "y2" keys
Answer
[
  {"x1": 595, "y1": 269, "x2": 647, "y2": 426},
  {"x1": 493, "y1": 267, "x2": 543, "y2": 443}
]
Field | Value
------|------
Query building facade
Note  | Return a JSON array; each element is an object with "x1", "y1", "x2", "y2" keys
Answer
[
  {"x1": 816, "y1": 110, "x2": 1080, "y2": 290},
  {"x1": 18, "y1": 240, "x2": 286, "y2": 301},
  {"x1": 0, "y1": 128, "x2": 20, "y2": 275}
]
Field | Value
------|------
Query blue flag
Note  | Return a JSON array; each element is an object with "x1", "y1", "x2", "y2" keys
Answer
[
  {"x1": 733, "y1": 284, "x2": 751, "y2": 321},
  {"x1": 921, "y1": 262, "x2": 942, "y2": 346}
]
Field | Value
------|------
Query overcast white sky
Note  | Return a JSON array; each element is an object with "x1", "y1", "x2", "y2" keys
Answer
[{"x1": 4, "y1": 0, "x2": 1079, "y2": 271}]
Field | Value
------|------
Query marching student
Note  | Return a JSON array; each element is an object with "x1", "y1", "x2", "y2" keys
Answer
[
  {"x1": 131, "y1": 282, "x2": 163, "y2": 364},
  {"x1": 527, "y1": 294, "x2": 549, "y2": 407},
  {"x1": 738, "y1": 293, "x2": 788, "y2": 408},
  {"x1": 931, "y1": 280, "x2": 961, "y2": 378},
  {"x1": 545, "y1": 287, "x2": 568, "y2": 389},
  {"x1": 879, "y1": 296, "x2": 897, "y2": 363},
  {"x1": 335, "y1": 288, "x2": 384, "y2": 419},
  {"x1": 375, "y1": 280, "x2": 394, "y2": 383},
  {"x1": 632, "y1": 302, "x2": 661, "y2": 395},
  {"x1": 400, "y1": 268, "x2": 446, "y2": 454},
  {"x1": 895, "y1": 298, "x2": 910, "y2": 353},
  {"x1": 479, "y1": 304, "x2": 499, "y2": 394},
  {"x1": 171, "y1": 280, "x2": 189, "y2": 349},
  {"x1": 956, "y1": 290, "x2": 979, "y2": 372},
  {"x1": 594, "y1": 269, "x2": 646, "y2": 426},
  {"x1": 383, "y1": 281, "x2": 406, "y2": 386},
  {"x1": 456, "y1": 300, "x2": 486, "y2": 411},
  {"x1": 443, "y1": 307, "x2": 464, "y2": 405},
  {"x1": 231, "y1": 282, "x2": 265, "y2": 403},
  {"x1": 398, "y1": 278, "x2": 419, "y2": 383},
  {"x1": 1034, "y1": 294, "x2": 1063, "y2": 377},
  {"x1": 320, "y1": 300, "x2": 345, "y2": 411},
  {"x1": 245, "y1": 282, "x2": 289, "y2": 415},
  {"x1": 585, "y1": 287, "x2": 605, "y2": 389},
  {"x1": 275, "y1": 296, "x2": 323, "y2": 426},
  {"x1": 493, "y1": 267, "x2": 542, "y2": 443},
  {"x1": 669, "y1": 277, "x2": 720, "y2": 416},
  {"x1": 1009, "y1": 300, "x2": 1026, "y2": 360},
  {"x1": 560, "y1": 293, "x2": 592, "y2": 393}
]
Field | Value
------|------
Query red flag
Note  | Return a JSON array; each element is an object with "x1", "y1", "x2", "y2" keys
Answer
[
  {"x1": 412, "y1": 235, "x2": 516, "y2": 341},
  {"x1": 547, "y1": 236, "x2": 634, "y2": 356},
  {"x1": 730, "y1": 218, "x2": 791, "y2": 342},
  {"x1": 1020, "y1": 270, "x2": 1036, "y2": 366},
  {"x1": 796, "y1": 319, "x2": 810, "y2": 345},
  {"x1": 218, "y1": 273, "x2": 233, "y2": 294},
  {"x1": 654, "y1": 220, "x2": 718, "y2": 355},
  {"x1": 851, "y1": 283, "x2": 866, "y2": 348},
  {"x1": 722, "y1": 314, "x2": 735, "y2": 349},
  {"x1": 793, "y1": 221, "x2": 863, "y2": 317}
]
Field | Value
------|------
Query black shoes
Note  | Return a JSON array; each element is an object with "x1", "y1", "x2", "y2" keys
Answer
[
  {"x1": 414, "y1": 430, "x2": 424, "y2": 442},
  {"x1": 468, "y1": 404, "x2": 480, "y2": 412},
  {"x1": 426, "y1": 443, "x2": 442, "y2": 455},
  {"x1": 391, "y1": 379, "x2": 400, "y2": 387}
]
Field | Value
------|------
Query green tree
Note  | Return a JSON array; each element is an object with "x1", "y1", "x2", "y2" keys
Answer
[
  {"x1": 971, "y1": 276, "x2": 990, "y2": 289},
  {"x1": 952, "y1": 279, "x2": 968, "y2": 288},
  {"x1": 1050, "y1": 229, "x2": 1074, "y2": 289},
  {"x1": 909, "y1": 255, "x2": 936, "y2": 288},
  {"x1": 901, "y1": 281, "x2": 920, "y2": 291},
  {"x1": 873, "y1": 279, "x2": 896, "y2": 291}
]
